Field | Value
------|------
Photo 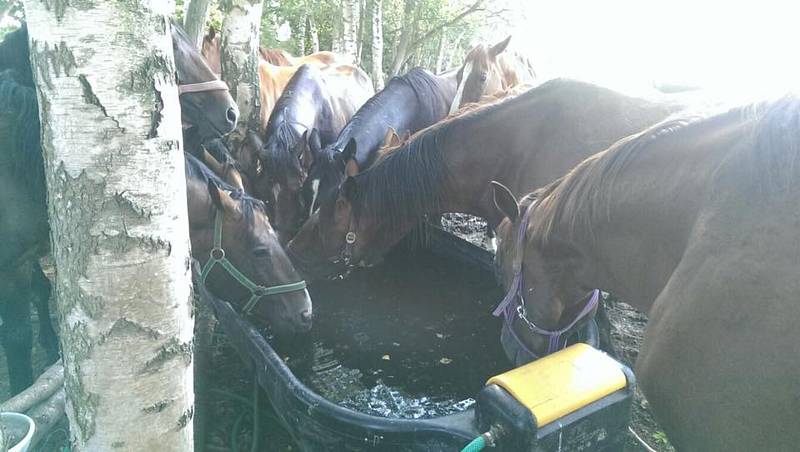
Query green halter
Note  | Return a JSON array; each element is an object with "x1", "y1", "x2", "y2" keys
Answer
[{"x1": 200, "y1": 210, "x2": 307, "y2": 315}]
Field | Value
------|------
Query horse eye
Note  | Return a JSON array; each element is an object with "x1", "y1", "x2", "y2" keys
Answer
[{"x1": 253, "y1": 247, "x2": 271, "y2": 258}]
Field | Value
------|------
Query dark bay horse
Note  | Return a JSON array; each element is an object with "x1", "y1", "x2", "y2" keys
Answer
[
  {"x1": 286, "y1": 79, "x2": 677, "y2": 281},
  {"x1": 254, "y1": 64, "x2": 373, "y2": 240},
  {"x1": 272, "y1": 67, "x2": 458, "y2": 240},
  {"x1": 184, "y1": 153, "x2": 311, "y2": 334},
  {"x1": 450, "y1": 36, "x2": 536, "y2": 114},
  {"x1": 490, "y1": 98, "x2": 800, "y2": 450},
  {"x1": 0, "y1": 22, "x2": 240, "y2": 395}
]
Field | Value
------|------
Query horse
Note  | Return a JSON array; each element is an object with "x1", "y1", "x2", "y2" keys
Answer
[
  {"x1": 268, "y1": 67, "x2": 458, "y2": 241},
  {"x1": 449, "y1": 35, "x2": 536, "y2": 114},
  {"x1": 184, "y1": 153, "x2": 311, "y2": 334},
  {"x1": 254, "y1": 63, "x2": 374, "y2": 240},
  {"x1": 489, "y1": 97, "x2": 800, "y2": 450},
  {"x1": 0, "y1": 21, "x2": 239, "y2": 395},
  {"x1": 285, "y1": 79, "x2": 677, "y2": 281},
  {"x1": 172, "y1": 22, "x2": 239, "y2": 155}
]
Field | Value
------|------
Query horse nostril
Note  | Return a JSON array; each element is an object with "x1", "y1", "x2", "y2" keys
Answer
[{"x1": 226, "y1": 107, "x2": 238, "y2": 126}]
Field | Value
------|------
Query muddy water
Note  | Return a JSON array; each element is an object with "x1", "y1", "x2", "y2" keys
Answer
[{"x1": 271, "y1": 245, "x2": 512, "y2": 419}]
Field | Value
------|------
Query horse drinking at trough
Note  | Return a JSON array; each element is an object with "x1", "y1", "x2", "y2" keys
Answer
[
  {"x1": 270, "y1": 67, "x2": 458, "y2": 240},
  {"x1": 287, "y1": 79, "x2": 677, "y2": 281},
  {"x1": 254, "y1": 64, "x2": 373, "y2": 240},
  {"x1": 489, "y1": 97, "x2": 800, "y2": 450},
  {"x1": 185, "y1": 154, "x2": 311, "y2": 334},
  {"x1": 0, "y1": 22, "x2": 239, "y2": 395},
  {"x1": 450, "y1": 35, "x2": 536, "y2": 114}
]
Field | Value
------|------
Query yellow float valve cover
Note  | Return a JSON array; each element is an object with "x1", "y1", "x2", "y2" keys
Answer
[{"x1": 486, "y1": 343, "x2": 627, "y2": 427}]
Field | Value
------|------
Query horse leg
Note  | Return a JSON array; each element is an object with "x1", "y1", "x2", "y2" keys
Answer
[
  {"x1": 31, "y1": 262, "x2": 59, "y2": 364},
  {"x1": 0, "y1": 282, "x2": 34, "y2": 395}
]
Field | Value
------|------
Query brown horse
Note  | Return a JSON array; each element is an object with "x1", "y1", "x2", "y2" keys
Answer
[
  {"x1": 449, "y1": 35, "x2": 536, "y2": 114},
  {"x1": 490, "y1": 98, "x2": 800, "y2": 450},
  {"x1": 185, "y1": 153, "x2": 311, "y2": 334},
  {"x1": 286, "y1": 79, "x2": 677, "y2": 281}
]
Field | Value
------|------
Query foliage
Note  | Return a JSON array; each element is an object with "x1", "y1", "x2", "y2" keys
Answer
[{"x1": 0, "y1": 0, "x2": 23, "y2": 39}]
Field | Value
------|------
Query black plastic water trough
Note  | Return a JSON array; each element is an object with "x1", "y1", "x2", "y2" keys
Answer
[{"x1": 200, "y1": 225, "x2": 601, "y2": 451}]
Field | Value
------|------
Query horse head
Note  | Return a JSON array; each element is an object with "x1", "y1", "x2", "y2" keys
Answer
[
  {"x1": 186, "y1": 155, "x2": 311, "y2": 334},
  {"x1": 450, "y1": 36, "x2": 513, "y2": 113},
  {"x1": 173, "y1": 22, "x2": 238, "y2": 143},
  {"x1": 490, "y1": 181, "x2": 598, "y2": 366}
]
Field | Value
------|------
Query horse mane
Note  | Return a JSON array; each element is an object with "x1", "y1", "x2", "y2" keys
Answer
[
  {"x1": 0, "y1": 24, "x2": 33, "y2": 87},
  {"x1": 349, "y1": 129, "x2": 448, "y2": 233},
  {"x1": 263, "y1": 65, "x2": 318, "y2": 180},
  {"x1": 531, "y1": 96, "x2": 800, "y2": 246},
  {"x1": 259, "y1": 48, "x2": 293, "y2": 66},
  {"x1": 0, "y1": 70, "x2": 43, "y2": 200},
  {"x1": 184, "y1": 152, "x2": 266, "y2": 221}
]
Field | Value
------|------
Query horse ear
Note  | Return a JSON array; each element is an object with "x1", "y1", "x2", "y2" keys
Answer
[
  {"x1": 383, "y1": 127, "x2": 401, "y2": 148},
  {"x1": 207, "y1": 181, "x2": 241, "y2": 218},
  {"x1": 490, "y1": 181, "x2": 519, "y2": 223},
  {"x1": 308, "y1": 128, "x2": 322, "y2": 153},
  {"x1": 342, "y1": 176, "x2": 357, "y2": 201},
  {"x1": 490, "y1": 35, "x2": 512, "y2": 58},
  {"x1": 345, "y1": 160, "x2": 359, "y2": 177},
  {"x1": 342, "y1": 138, "x2": 357, "y2": 161}
]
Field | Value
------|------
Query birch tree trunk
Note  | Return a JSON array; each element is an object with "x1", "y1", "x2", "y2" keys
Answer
[
  {"x1": 435, "y1": 33, "x2": 446, "y2": 73},
  {"x1": 370, "y1": 0, "x2": 384, "y2": 90},
  {"x1": 296, "y1": 11, "x2": 307, "y2": 55},
  {"x1": 341, "y1": 0, "x2": 359, "y2": 62},
  {"x1": 307, "y1": 13, "x2": 319, "y2": 53},
  {"x1": 389, "y1": 0, "x2": 415, "y2": 76},
  {"x1": 24, "y1": 1, "x2": 194, "y2": 450},
  {"x1": 219, "y1": 0, "x2": 263, "y2": 147},
  {"x1": 183, "y1": 0, "x2": 212, "y2": 49}
]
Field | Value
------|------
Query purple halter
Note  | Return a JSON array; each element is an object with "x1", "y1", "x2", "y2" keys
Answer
[{"x1": 492, "y1": 201, "x2": 600, "y2": 358}]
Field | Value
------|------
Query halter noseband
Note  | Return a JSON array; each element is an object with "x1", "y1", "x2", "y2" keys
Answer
[
  {"x1": 492, "y1": 201, "x2": 600, "y2": 359},
  {"x1": 178, "y1": 79, "x2": 229, "y2": 95},
  {"x1": 201, "y1": 209, "x2": 307, "y2": 315}
]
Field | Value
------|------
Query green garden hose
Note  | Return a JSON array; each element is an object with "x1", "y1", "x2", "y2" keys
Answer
[{"x1": 461, "y1": 435, "x2": 487, "y2": 452}]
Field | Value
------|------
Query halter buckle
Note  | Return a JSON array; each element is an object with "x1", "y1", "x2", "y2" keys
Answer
[
  {"x1": 345, "y1": 231, "x2": 356, "y2": 244},
  {"x1": 210, "y1": 248, "x2": 225, "y2": 260}
]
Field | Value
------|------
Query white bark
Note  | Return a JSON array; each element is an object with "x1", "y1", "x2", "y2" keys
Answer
[
  {"x1": 307, "y1": 13, "x2": 319, "y2": 53},
  {"x1": 184, "y1": 0, "x2": 212, "y2": 49},
  {"x1": 0, "y1": 361, "x2": 63, "y2": 413},
  {"x1": 370, "y1": 0, "x2": 384, "y2": 90},
  {"x1": 342, "y1": 0, "x2": 360, "y2": 62},
  {"x1": 24, "y1": 1, "x2": 194, "y2": 450},
  {"x1": 220, "y1": 0, "x2": 263, "y2": 143}
]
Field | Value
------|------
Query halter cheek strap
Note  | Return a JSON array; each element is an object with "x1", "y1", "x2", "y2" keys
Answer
[
  {"x1": 201, "y1": 209, "x2": 307, "y2": 315},
  {"x1": 492, "y1": 201, "x2": 600, "y2": 358}
]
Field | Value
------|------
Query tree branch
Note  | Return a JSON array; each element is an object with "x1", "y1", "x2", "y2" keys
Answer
[
  {"x1": 0, "y1": 0, "x2": 19, "y2": 20},
  {"x1": 401, "y1": 0, "x2": 485, "y2": 65},
  {"x1": 0, "y1": 361, "x2": 64, "y2": 414}
]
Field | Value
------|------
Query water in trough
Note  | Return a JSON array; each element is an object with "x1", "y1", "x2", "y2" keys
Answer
[{"x1": 269, "y1": 242, "x2": 511, "y2": 419}]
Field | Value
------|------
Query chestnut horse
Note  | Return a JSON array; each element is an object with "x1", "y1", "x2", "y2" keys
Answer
[
  {"x1": 253, "y1": 64, "x2": 374, "y2": 240},
  {"x1": 286, "y1": 79, "x2": 677, "y2": 281},
  {"x1": 490, "y1": 98, "x2": 800, "y2": 450},
  {"x1": 450, "y1": 35, "x2": 536, "y2": 114},
  {"x1": 267, "y1": 67, "x2": 458, "y2": 240}
]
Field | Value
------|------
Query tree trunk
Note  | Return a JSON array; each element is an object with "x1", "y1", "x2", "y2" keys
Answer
[
  {"x1": 184, "y1": 0, "x2": 212, "y2": 49},
  {"x1": 446, "y1": 30, "x2": 466, "y2": 70},
  {"x1": 435, "y1": 33, "x2": 446, "y2": 73},
  {"x1": 307, "y1": 13, "x2": 319, "y2": 53},
  {"x1": 24, "y1": 1, "x2": 194, "y2": 450},
  {"x1": 356, "y1": 0, "x2": 366, "y2": 64},
  {"x1": 341, "y1": 0, "x2": 359, "y2": 62},
  {"x1": 219, "y1": 0, "x2": 263, "y2": 147},
  {"x1": 370, "y1": 0, "x2": 384, "y2": 90},
  {"x1": 297, "y1": 11, "x2": 307, "y2": 55},
  {"x1": 389, "y1": 0, "x2": 415, "y2": 76}
]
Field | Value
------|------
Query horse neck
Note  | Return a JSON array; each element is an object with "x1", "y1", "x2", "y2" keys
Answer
[
  {"x1": 545, "y1": 115, "x2": 747, "y2": 314},
  {"x1": 258, "y1": 64, "x2": 291, "y2": 132}
]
